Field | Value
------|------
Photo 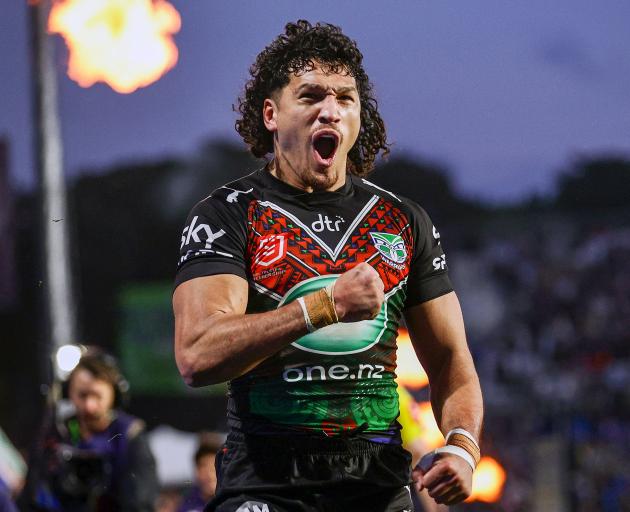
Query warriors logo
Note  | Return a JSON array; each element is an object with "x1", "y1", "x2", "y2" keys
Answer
[{"x1": 370, "y1": 232, "x2": 407, "y2": 266}]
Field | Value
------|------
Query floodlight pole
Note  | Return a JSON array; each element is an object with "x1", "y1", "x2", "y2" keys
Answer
[{"x1": 30, "y1": 0, "x2": 78, "y2": 353}]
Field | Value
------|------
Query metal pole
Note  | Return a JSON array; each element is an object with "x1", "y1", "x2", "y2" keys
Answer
[
  {"x1": 16, "y1": 5, "x2": 78, "y2": 507},
  {"x1": 30, "y1": 0, "x2": 77, "y2": 351}
]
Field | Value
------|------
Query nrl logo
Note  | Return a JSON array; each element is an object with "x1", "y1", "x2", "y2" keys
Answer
[{"x1": 370, "y1": 232, "x2": 407, "y2": 266}]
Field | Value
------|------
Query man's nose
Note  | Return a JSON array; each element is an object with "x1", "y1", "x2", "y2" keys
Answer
[{"x1": 318, "y1": 95, "x2": 341, "y2": 123}]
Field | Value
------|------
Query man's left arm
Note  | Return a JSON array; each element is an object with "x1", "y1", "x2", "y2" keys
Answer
[{"x1": 404, "y1": 290, "x2": 483, "y2": 506}]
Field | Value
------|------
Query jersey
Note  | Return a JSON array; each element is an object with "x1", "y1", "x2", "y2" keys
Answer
[{"x1": 175, "y1": 168, "x2": 452, "y2": 442}]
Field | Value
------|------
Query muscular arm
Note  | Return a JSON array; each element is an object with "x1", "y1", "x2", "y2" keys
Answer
[
  {"x1": 404, "y1": 291, "x2": 483, "y2": 505},
  {"x1": 404, "y1": 291, "x2": 483, "y2": 441},
  {"x1": 173, "y1": 274, "x2": 309, "y2": 386},
  {"x1": 173, "y1": 263, "x2": 382, "y2": 387}
]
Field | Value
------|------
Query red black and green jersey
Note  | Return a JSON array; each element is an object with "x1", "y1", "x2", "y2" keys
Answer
[{"x1": 175, "y1": 168, "x2": 452, "y2": 442}]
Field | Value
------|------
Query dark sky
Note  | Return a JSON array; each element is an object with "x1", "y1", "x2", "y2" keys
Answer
[{"x1": 2, "y1": 0, "x2": 630, "y2": 202}]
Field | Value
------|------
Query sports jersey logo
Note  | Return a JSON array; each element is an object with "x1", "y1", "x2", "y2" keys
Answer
[
  {"x1": 433, "y1": 225, "x2": 441, "y2": 244},
  {"x1": 221, "y1": 186, "x2": 253, "y2": 203},
  {"x1": 235, "y1": 503, "x2": 269, "y2": 512},
  {"x1": 311, "y1": 214, "x2": 345, "y2": 232},
  {"x1": 278, "y1": 275, "x2": 387, "y2": 355},
  {"x1": 370, "y1": 232, "x2": 407, "y2": 265},
  {"x1": 254, "y1": 234, "x2": 287, "y2": 267},
  {"x1": 180, "y1": 216, "x2": 225, "y2": 250},
  {"x1": 433, "y1": 254, "x2": 447, "y2": 270}
]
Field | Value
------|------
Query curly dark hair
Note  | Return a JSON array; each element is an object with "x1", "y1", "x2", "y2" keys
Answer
[{"x1": 235, "y1": 20, "x2": 389, "y2": 177}]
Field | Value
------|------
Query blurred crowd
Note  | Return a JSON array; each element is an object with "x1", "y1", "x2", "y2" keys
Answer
[{"x1": 453, "y1": 218, "x2": 630, "y2": 511}]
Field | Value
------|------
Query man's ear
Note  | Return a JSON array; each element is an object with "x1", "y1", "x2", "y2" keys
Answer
[{"x1": 263, "y1": 98, "x2": 278, "y2": 132}]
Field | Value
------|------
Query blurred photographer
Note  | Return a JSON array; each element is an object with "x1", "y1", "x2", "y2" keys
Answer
[{"x1": 35, "y1": 350, "x2": 158, "y2": 512}]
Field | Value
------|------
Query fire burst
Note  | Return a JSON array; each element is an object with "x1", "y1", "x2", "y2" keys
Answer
[
  {"x1": 417, "y1": 401, "x2": 444, "y2": 449},
  {"x1": 396, "y1": 328, "x2": 429, "y2": 389},
  {"x1": 48, "y1": 0, "x2": 181, "y2": 93},
  {"x1": 467, "y1": 456, "x2": 507, "y2": 502}
]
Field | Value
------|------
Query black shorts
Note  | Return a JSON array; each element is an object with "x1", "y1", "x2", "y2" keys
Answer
[{"x1": 206, "y1": 431, "x2": 414, "y2": 512}]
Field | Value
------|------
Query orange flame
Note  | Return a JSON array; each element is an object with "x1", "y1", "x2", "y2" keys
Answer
[
  {"x1": 417, "y1": 401, "x2": 444, "y2": 449},
  {"x1": 467, "y1": 456, "x2": 507, "y2": 503},
  {"x1": 48, "y1": 0, "x2": 181, "y2": 93},
  {"x1": 396, "y1": 328, "x2": 429, "y2": 389}
]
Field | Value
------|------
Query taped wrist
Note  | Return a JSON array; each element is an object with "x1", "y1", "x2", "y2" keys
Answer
[
  {"x1": 300, "y1": 284, "x2": 339, "y2": 332},
  {"x1": 418, "y1": 445, "x2": 477, "y2": 473},
  {"x1": 446, "y1": 428, "x2": 481, "y2": 467}
]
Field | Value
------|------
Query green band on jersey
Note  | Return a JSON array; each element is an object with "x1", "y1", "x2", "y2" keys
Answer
[{"x1": 278, "y1": 275, "x2": 388, "y2": 355}]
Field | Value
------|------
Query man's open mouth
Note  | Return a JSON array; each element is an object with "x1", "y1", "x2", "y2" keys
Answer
[{"x1": 312, "y1": 130, "x2": 340, "y2": 166}]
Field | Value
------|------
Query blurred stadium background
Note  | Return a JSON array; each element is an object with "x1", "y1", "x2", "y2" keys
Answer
[{"x1": 1, "y1": 1, "x2": 630, "y2": 511}]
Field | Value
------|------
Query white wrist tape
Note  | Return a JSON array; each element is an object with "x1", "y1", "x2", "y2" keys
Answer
[
  {"x1": 417, "y1": 445, "x2": 476, "y2": 473},
  {"x1": 446, "y1": 428, "x2": 479, "y2": 450},
  {"x1": 324, "y1": 281, "x2": 339, "y2": 322},
  {"x1": 297, "y1": 297, "x2": 315, "y2": 333}
]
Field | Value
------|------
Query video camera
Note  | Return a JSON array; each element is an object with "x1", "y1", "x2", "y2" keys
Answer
[{"x1": 53, "y1": 444, "x2": 111, "y2": 501}]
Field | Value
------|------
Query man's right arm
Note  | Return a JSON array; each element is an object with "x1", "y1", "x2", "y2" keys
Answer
[
  {"x1": 174, "y1": 273, "x2": 307, "y2": 386},
  {"x1": 173, "y1": 263, "x2": 383, "y2": 387}
]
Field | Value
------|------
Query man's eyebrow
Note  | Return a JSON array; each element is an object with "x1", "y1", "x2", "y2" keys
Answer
[
  {"x1": 335, "y1": 86, "x2": 358, "y2": 95},
  {"x1": 295, "y1": 83, "x2": 358, "y2": 95},
  {"x1": 295, "y1": 83, "x2": 326, "y2": 93}
]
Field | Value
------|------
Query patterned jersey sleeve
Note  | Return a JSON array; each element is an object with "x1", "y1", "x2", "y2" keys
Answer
[
  {"x1": 404, "y1": 202, "x2": 453, "y2": 308},
  {"x1": 174, "y1": 193, "x2": 248, "y2": 289}
]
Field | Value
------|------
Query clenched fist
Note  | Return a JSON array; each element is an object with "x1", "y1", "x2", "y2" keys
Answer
[
  {"x1": 413, "y1": 453, "x2": 473, "y2": 506},
  {"x1": 333, "y1": 263, "x2": 384, "y2": 322}
]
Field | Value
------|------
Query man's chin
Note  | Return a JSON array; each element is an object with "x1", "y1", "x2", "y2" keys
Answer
[{"x1": 307, "y1": 167, "x2": 339, "y2": 191}]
